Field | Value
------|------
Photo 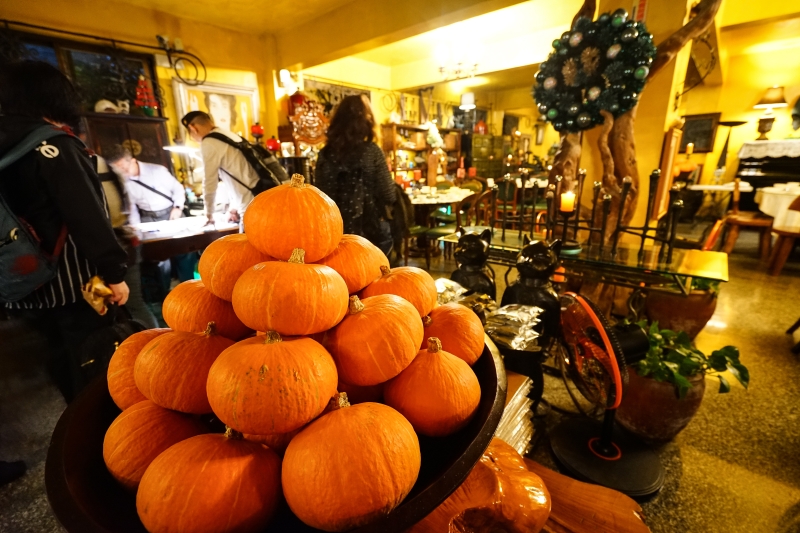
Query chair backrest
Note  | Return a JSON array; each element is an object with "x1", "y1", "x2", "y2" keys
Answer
[
  {"x1": 495, "y1": 179, "x2": 518, "y2": 204},
  {"x1": 471, "y1": 189, "x2": 494, "y2": 226},
  {"x1": 461, "y1": 178, "x2": 484, "y2": 193},
  {"x1": 731, "y1": 178, "x2": 741, "y2": 214},
  {"x1": 789, "y1": 195, "x2": 800, "y2": 213},
  {"x1": 436, "y1": 181, "x2": 453, "y2": 190},
  {"x1": 454, "y1": 193, "x2": 478, "y2": 228}
]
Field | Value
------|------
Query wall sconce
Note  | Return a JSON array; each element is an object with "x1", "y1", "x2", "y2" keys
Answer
[{"x1": 754, "y1": 86, "x2": 787, "y2": 140}]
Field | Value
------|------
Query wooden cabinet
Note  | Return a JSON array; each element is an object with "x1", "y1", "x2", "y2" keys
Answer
[
  {"x1": 382, "y1": 124, "x2": 461, "y2": 183},
  {"x1": 82, "y1": 113, "x2": 174, "y2": 172}
]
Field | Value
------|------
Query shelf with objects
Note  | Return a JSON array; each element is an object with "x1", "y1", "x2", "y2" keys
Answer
[{"x1": 382, "y1": 123, "x2": 462, "y2": 188}]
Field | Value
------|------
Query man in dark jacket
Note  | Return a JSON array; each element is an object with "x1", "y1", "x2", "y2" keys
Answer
[{"x1": 0, "y1": 61, "x2": 130, "y2": 402}]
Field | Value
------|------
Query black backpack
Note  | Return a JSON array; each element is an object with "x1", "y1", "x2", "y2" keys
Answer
[
  {"x1": 0, "y1": 125, "x2": 71, "y2": 302},
  {"x1": 205, "y1": 132, "x2": 287, "y2": 196}
]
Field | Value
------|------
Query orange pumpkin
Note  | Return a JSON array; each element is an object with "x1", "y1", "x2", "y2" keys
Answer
[
  {"x1": 282, "y1": 401, "x2": 421, "y2": 531},
  {"x1": 232, "y1": 248, "x2": 349, "y2": 335},
  {"x1": 137, "y1": 429, "x2": 282, "y2": 533},
  {"x1": 337, "y1": 379, "x2": 384, "y2": 404},
  {"x1": 360, "y1": 266, "x2": 437, "y2": 317},
  {"x1": 198, "y1": 234, "x2": 272, "y2": 301},
  {"x1": 244, "y1": 428, "x2": 300, "y2": 457},
  {"x1": 162, "y1": 279, "x2": 251, "y2": 340},
  {"x1": 317, "y1": 234, "x2": 389, "y2": 293},
  {"x1": 134, "y1": 323, "x2": 234, "y2": 414},
  {"x1": 421, "y1": 303, "x2": 485, "y2": 365},
  {"x1": 102, "y1": 400, "x2": 206, "y2": 491},
  {"x1": 244, "y1": 173, "x2": 343, "y2": 262},
  {"x1": 207, "y1": 331, "x2": 338, "y2": 434},
  {"x1": 107, "y1": 328, "x2": 170, "y2": 410},
  {"x1": 384, "y1": 338, "x2": 481, "y2": 437},
  {"x1": 325, "y1": 295, "x2": 423, "y2": 386}
]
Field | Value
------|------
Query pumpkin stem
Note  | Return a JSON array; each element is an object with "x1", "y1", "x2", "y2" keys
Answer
[
  {"x1": 204, "y1": 322, "x2": 217, "y2": 336},
  {"x1": 422, "y1": 316, "x2": 433, "y2": 327},
  {"x1": 325, "y1": 392, "x2": 350, "y2": 413},
  {"x1": 289, "y1": 248, "x2": 306, "y2": 264},
  {"x1": 265, "y1": 331, "x2": 282, "y2": 344},
  {"x1": 290, "y1": 174, "x2": 306, "y2": 188},
  {"x1": 427, "y1": 337, "x2": 442, "y2": 353},
  {"x1": 224, "y1": 426, "x2": 244, "y2": 440},
  {"x1": 348, "y1": 295, "x2": 365, "y2": 314},
  {"x1": 380, "y1": 265, "x2": 391, "y2": 276}
]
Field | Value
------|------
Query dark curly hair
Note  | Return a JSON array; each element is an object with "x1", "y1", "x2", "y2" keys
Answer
[
  {"x1": 322, "y1": 94, "x2": 377, "y2": 163},
  {"x1": 0, "y1": 61, "x2": 82, "y2": 129}
]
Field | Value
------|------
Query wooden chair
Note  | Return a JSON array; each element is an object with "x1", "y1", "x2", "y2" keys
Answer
[
  {"x1": 767, "y1": 195, "x2": 800, "y2": 276},
  {"x1": 494, "y1": 179, "x2": 518, "y2": 225},
  {"x1": 722, "y1": 178, "x2": 773, "y2": 259},
  {"x1": 426, "y1": 193, "x2": 479, "y2": 260}
]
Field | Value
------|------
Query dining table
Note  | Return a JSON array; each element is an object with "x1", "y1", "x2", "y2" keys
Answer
[
  {"x1": 133, "y1": 215, "x2": 239, "y2": 262},
  {"x1": 755, "y1": 184, "x2": 800, "y2": 232}
]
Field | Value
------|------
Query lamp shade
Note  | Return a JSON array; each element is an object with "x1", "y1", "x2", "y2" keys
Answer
[
  {"x1": 459, "y1": 92, "x2": 476, "y2": 111},
  {"x1": 754, "y1": 86, "x2": 788, "y2": 109}
]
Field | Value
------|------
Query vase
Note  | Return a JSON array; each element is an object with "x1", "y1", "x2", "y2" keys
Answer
[
  {"x1": 616, "y1": 371, "x2": 706, "y2": 441},
  {"x1": 644, "y1": 289, "x2": 717, "y2": 339}
]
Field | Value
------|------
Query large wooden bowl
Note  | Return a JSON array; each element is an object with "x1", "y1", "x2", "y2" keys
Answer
[{"x1": 45, "y1": 336, "x2": 507, "y2": 533}]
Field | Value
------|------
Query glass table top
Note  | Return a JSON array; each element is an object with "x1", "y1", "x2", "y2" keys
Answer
[{"x1": 440, "y1": 226, "x2": 728, "y2": 282}]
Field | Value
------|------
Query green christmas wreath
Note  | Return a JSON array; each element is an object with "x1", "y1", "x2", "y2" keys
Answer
[{"x1": 532, "y1": 9, "x2": 657, "y2": 134}]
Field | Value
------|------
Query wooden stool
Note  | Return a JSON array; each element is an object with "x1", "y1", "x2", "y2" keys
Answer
[
  {"x1": 767, "y1": 195, "x2": 800, "y2": 276},
  {"x1": 722, "y1": 178, "x2": 773, "y2": 259}
]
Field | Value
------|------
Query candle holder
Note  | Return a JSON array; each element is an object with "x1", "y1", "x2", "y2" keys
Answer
[{"x1": 559, "y1": 210, "x2": 582, "y2": 253}]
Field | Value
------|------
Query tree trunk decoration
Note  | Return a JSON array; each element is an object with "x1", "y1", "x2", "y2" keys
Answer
[{"x1": 548, "y1": 0, "x2": 722, "y2": 240}]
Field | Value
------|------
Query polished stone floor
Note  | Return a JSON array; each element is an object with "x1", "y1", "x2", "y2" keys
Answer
[{"x1": 1, "y1": 232, "x2": 799, "y2": 533}]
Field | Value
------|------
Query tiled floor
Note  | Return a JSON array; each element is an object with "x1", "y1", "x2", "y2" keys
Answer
[{"x1": 1, "y1": 233, "x2": 799, "y2": 533}]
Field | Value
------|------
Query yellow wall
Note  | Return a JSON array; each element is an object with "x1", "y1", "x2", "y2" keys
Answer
[
  {"x1": 680, "y1": 19, "x2": 800, "y2": 184},
  {"x1": 1, "y1": 0, "x2": 280, "y2": 137}
]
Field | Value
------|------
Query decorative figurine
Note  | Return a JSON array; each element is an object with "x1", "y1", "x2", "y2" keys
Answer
[
  {"x1": 501, "y1": 237, "x2": 562, "y2": 345},
  {"x1": 451, "y1": 228, "x2": 496, "y2": 300}
]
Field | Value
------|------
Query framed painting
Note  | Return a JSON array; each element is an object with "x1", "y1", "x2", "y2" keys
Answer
[
  {"x1": 679, "y1": 113, "x2": 720, "y2": 153},
  {"x1": 303, "y1": 78, "x2": 370, "y2": 117},
  {"x1": 173, "y1": 79, "x2": 259, "y2": 141}
]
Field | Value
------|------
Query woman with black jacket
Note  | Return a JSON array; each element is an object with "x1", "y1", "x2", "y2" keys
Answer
[
  {"x1": 315, "y1": 95, "x2": 397, "y2": 255},
  {"x1": 0, "y1": 61, "x2": 130, "y2": 401}
]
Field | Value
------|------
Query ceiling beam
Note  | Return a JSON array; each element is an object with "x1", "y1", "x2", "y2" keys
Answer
[{"x1": 276, "y1": 0, "x2": 528, "y2": 70}]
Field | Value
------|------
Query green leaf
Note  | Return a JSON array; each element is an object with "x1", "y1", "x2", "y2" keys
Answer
[
  {"x1": 675, "y1": 331, "x2": 693, "y2": 348},
  {"x1": 707, "y1": 351, "x2": 729, "y2": 372},
  {"x1": 727, "y1": 362, "x2": 750, "y2": 389},
  {"x1": 671, "y1": 370, "x2": 692, "y2": 399},
  {"x1": 717, "y1": 374, "x2": 731, "y2": 394}
]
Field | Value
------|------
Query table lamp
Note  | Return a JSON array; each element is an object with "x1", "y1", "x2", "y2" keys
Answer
[{"x1": 754, "y1": 86, "x2": 787, "y2": 140}]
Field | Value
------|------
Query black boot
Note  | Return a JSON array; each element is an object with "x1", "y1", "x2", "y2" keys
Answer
[{"x1": 0, "y1": 460, "x2": 26, "y2": 486}]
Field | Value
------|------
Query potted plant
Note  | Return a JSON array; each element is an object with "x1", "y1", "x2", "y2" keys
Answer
[
  {"x1": 616, "y1": 320, "x2": 749, "y2": 441},
  {"x1": 644, "y1": 278, "x2": 720, "y2": 339}
]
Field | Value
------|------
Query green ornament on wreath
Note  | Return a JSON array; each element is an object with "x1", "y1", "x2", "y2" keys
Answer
[{"x1": 532, "y1": 9, "x2": 657, "y2": 134}]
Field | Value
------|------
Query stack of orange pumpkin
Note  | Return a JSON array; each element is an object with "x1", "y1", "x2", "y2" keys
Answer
[{"x1": 102, "y1": 174, "x2": 487, "y2": 533}]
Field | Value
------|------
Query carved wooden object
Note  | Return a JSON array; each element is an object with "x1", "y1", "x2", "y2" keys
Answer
[{"x1": 410, "y1": 438, "x2": 551, "y2": 533}]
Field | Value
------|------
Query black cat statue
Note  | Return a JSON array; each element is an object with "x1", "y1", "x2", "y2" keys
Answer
[
  {"x1": 501, "y1": 237, "x2": 562, "y2": 345},
  {"x1": 451, "y1": 227, "x2": 496, "y2": 300}
]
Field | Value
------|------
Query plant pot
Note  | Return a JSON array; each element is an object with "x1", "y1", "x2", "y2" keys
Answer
[
  {"x1": 645, "y1": 289, "x2": 717, "y2": 339},
  {"x1": 616, "y1": 371, "x2": 706, "y2": 441}
]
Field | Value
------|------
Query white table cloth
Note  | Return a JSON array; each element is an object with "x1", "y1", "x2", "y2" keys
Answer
[
  {"x1": 408, "y1": 187, "x2": 474, "y2": 205},
  {"x1": 756, "y1": 186, "x2": 800, "y2": 232},
  {"x1": 687, "y1": 182, "x2": 753, "y2": 192},
  {"x1": 738, "y1": 140, "x2": 800, "y2": 159}
]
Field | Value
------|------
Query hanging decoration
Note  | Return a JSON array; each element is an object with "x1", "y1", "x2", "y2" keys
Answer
[
  {"x1": 532, "y1": 9, "x2": 657, "y2": 134},
  {"x1": 134, "y1": 75, "x2": 159, "y2": 117}
]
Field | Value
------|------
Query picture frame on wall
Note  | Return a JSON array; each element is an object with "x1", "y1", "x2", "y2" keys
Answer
[
  {"x1": 172, "y1": 79, "x2": 260, "y2": 142},
  {"x1": 679, "y1": 112, "x2": 720, "y2": 153}
]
